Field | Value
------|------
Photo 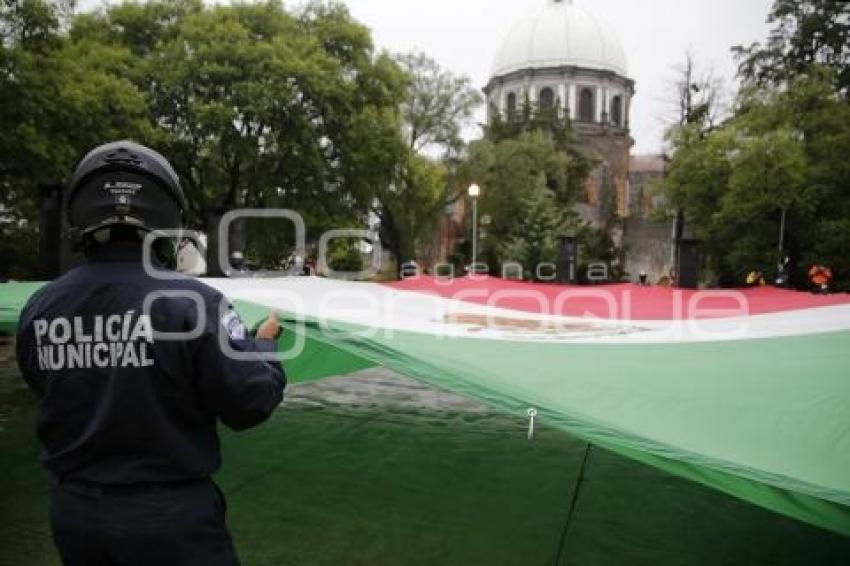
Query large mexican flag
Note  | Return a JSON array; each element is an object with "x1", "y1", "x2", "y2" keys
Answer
[{"x1": 2, "y1": 276, "x2": 849, "y2": 536}]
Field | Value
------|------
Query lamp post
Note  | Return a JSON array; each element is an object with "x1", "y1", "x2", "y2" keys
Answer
[
  {"x1": 777, "y1": 205, "x2": 787, "y2": 259},
  {"x1": 468, "y1": 183, "x2": 481, "y2": 272}
]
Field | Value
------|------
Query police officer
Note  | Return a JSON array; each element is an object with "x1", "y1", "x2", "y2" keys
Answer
[{"x1": 15, "y1": 141, "x2": 285, "y2": 565}]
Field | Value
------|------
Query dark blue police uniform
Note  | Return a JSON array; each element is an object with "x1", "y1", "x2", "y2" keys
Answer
[{"x1": 16, "y1": 243, "x2": 285, "y2": 565}]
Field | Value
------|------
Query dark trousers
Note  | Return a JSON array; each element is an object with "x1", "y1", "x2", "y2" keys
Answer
[{"x1": 49, "y1": 478, "x2": 240, "y2": 566}]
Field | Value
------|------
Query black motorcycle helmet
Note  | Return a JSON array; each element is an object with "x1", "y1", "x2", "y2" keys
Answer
[{"x1": 66, "y1": 141, "x2": 187, "y2": 261}]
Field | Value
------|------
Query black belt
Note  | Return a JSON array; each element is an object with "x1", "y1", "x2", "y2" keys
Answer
[{"x1": 53, "y1": 476, "x2": 211, "y2": 495}]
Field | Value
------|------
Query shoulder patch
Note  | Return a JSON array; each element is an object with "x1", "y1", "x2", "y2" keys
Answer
[{"x1": 221, "y1": 308, "x2": 247, "y2": 340}]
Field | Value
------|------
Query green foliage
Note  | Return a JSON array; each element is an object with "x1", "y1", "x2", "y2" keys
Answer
[
  {"x1": 0, "y1": 0, "x2": 412, "y2": 277},
  {"x1": 374, "y1": 51, "x2": 480, "y2": 274},
  {"x1": 724, "y1": 2, "x2": 850, "y2": 288},
  {"x1": 0, "y1": 218, "x2": 39, "y2": 279},
  {"x1": 460, "y1": 128, "x2": 588, "y2": 280},
  {"x1": 325, "y1": 235, "x2": 364, "y2": 275},
  {"x1": 663, "y1": 70, "x2": 850, "y2": 288},
  {"x1": 0, "y1": 0, "x2": 152, "y2": 277},
  {"x1": 495, "y1": 175, "x2": 560, "y2": 278},
  {"x1": 576, "y1": 223, "x2": 622, "y2": 283},
  {"x1": 127, "y1": 0, "x2": 405, "y2": 231},
  {"x1": 453, "y1": 102, "x2": 598, "y2": 279},
  {"x1": 486, "y1": 99, "x2": 594, "y2": 201},
  {"x1": 734, "y1": 0, "x2": 850, "y2": 94},
  {"x1": 456, "y1": 104, "x2": 595, "y2": 280},
  {"x1": 376, "y1": 153, "x2": 445, "y2": 267},
  {"x1": 395, "y1": 51, "x2": 482, "y2": 155},
  {"x1": 242, "y1": 217, "x2": 299, "y2": 271}
]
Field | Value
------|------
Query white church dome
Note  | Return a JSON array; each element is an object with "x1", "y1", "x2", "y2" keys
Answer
[{"x1": 491, "y1": 0, "x2": 628, "y2": 78}]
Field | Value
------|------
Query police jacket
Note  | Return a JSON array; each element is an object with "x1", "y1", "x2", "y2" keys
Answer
[{"x1": 15, "y1": 243, "x2": 286, "y2": 485}]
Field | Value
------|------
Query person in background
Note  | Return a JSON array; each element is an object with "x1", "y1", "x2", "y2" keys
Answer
[
  {"x1": 775, "y1": 256, "x2": 792, "y2": 288},
  {"x1": 746, "y1": 270, "x2": 766, "y2": 287},
  {"x1": 808, "y1": 264, "x2": 833, "y2": 294}
]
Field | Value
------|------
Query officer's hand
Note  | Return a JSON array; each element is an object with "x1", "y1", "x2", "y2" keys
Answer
[{"x1": 256, "y1": 310, "x2": 281, "y2": 341}]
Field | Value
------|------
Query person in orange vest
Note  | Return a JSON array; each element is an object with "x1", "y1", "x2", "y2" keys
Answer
[{"x1": 808, "y1": 264, "x2": 833, "y2": 294}]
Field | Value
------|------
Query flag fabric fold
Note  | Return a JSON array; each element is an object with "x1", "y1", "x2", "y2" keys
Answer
[{"x1": 3, "y1": 277, "x2": 849, "y2": 535}]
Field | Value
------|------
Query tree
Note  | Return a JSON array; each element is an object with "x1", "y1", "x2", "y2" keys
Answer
[
  {"x1": 762, "y1": 70, "x2": 850, "y2": 288},
  {"x1": 394, "y1": 51, "x2": 482, "y2": 156},
  {"x1": 662, "y1": 70, "x2": 850, "y2": 288},
  {"x1": 659, "y1": 51, "x2": 726, "y2": 275},
  {"x1": 372, "y1": 51, "x2": 481, "y2": 273},
  {"x1": 496, "y1": 174, "x2": 561, "y2": 279},
  {"x1": 480, "y1": 102, "x2": 592, "y2": 213},
  {"x1": 0, "y1": 0, "x2": 151, "y2": 278},
  {"x1": 717, "y1": 128, "x2": 809, "y2": 281},
  {"x1": 453, "y1": 96, "x2": 598, "y2": 279},
  {"x1": 458, "y1": 130, "x2": 584, "y2": 278},
  {"x1": 1, "y1": 0, "x2": 414, "y2": 277},
  {"x1": 664, "y1": 0, "x2": 850, "y2": 289},
  {"x1": 669, "y1": 50, "x2": 725, "y2": 132},
  {"x1": 376, "y1": 153, "x2": 445, "y2": 266},
  {"x1": 733, "y1": 0, "x2": 850, "y2": 94},
  {"x1": 124, "y1": 0, "x2": 406, "y2": 234}
]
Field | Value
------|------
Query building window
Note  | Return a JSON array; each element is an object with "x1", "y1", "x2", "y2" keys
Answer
[
  {"x1": 506, "y1": 92, "x2": 517, "y2": 118},
  {"x1": 579, "y1": 88, "x2": 594, "y2": 122},
  {"x1": 611, "y1": 95, "x2": 623, "y2": 127},
  {"x1": 539, "y1": 87, "x2": 555, "y2": 112}
]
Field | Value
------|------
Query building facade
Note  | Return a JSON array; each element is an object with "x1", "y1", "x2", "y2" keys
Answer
[{"x1": 478, "y1": 0, "x2": 673, "y2": 282}]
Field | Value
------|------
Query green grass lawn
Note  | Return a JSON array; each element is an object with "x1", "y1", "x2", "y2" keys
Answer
[{"x1": 1, "y1": 361, "x2": 849, "y2": 565}]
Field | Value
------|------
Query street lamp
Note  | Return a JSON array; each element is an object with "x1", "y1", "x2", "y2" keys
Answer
[{"x1": 468, "y1": 184, "x2": 481, "y2": 272}]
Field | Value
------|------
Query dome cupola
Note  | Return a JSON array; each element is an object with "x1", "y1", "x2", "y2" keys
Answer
[{"x1": 491, "y1": 0, "x2": 628, "y2": 79}]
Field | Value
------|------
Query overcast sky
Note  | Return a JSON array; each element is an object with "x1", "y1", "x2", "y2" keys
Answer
[
  {"x1": 341, "y1": 0, "x2": 774, "y2": 154},
  {"x1": 79, "y1": 0, "x2": 775, "y2": 154}
]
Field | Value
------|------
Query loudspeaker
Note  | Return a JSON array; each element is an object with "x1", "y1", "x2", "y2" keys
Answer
[
  {"x1": 47, "y1": 184, "x2": 85, "y2": 275},
  {"x1": 557, "y1": 235, "x2": 578, "y2": 284},
  {"x1": 38, "y1": 183, "x2": 63, "y2": 278},
  {"x1": 677, "y1": 239, "x2": 700, "y2": 289}
]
